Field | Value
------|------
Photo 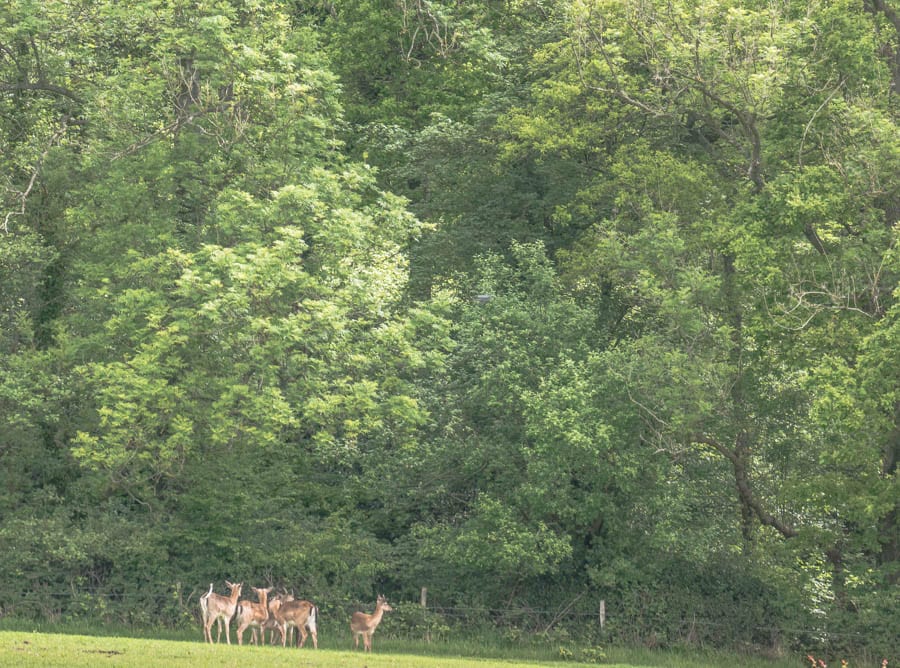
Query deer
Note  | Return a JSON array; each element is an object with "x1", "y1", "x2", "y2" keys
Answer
[
  {"x1": 262, "y1": 591, "x2": 294, "y2": 645},
  {"x1": 199, "y1": 580, "x2": 242, "y2": 644},
  {"x1": 274, "y1": 597, "x2": 319, "y2": 648},
  {"x1": 350, "y1": 594, "x2": 393, "y2": 652},
  {"x1": 235, "y1": 585, "x2": 273, "y2": 646}
]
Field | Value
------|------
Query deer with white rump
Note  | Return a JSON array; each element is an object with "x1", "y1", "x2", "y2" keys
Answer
[
  {"x1": 262, "y1": 591, "x2": 293, "y2": 645},
  {"x1": 274, "y1": 596, "x2": 319, "y2": 648},
  {"x1": 350, "y1": 594, "x2": 393, "y2": 652},
  {"x1": 235, "y1": 585, "x2": 273, "y2": 645},
  {"x1": 199, "y1": 580, "x2": 242, "y2": 644}
]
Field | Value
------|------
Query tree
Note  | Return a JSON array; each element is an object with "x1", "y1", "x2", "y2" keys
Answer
[
  {"x1": 0, "y1": 0, "x2": 452, "y2": 616},
  {"x1": 534, "y1": 0, "x2": 899, "y2": 639}
]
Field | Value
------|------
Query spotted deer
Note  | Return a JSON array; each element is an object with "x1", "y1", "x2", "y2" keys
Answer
[
  {"x1": 235, "y1": 586, "x2": 272, "y2": 645},
  {"x1": 274, "y1": 597, "x2": 319, "y2": 648},
  {"x1": 350, "y1": 594, "x2": 392, "y2": 652},
  {"x1": 199, "y1": 580, "x2": 242, "y2": 644}
]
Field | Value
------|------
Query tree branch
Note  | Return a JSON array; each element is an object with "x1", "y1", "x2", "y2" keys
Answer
[
  {"x1": 3, "y1": 116, "x2": 70, "y2": 234},
  {"x1": 695, "y1": 435, "x2": 799, "y2": 538},
  {"x1": 865, "y1": 0, "x2": 900, "y2": 93},
  {"x1": 0, "y1": 80, "x2": 82, "y2": 104}
]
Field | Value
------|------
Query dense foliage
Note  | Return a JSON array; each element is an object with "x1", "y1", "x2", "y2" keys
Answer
[{"x1": 1, "y1": 0, "x2": 897, "y2": 658}]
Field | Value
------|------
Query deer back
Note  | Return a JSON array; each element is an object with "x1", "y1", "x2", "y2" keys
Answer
[
  {"x1": 206, "y1": 583, "x2": 242, "y2": 618},
  {"x1": 276, "y1": 599, "x2": 315, "y2": 625},
  {"x1": 237, "y1": 586, "x2": 272, "y2": 623},
  {"x1": 351, "y1": 609, "x2": 383, "y2": 633}
]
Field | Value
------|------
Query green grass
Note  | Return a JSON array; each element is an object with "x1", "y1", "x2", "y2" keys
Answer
[
  {"x1": 3, "y1": 631, "x2": 576, "y2": 667},
  {"x1": 0, "y1": 629, "x2": 819, "y2": 668}
]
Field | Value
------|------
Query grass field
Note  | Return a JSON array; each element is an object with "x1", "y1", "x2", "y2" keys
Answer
[{"x1": 0, "y1": 629, "x2": 833, "y2": 668}]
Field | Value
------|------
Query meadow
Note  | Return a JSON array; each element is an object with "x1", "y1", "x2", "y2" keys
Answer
[{"x1": 0, "y1": 628, "x2": 844, "y2": 668}]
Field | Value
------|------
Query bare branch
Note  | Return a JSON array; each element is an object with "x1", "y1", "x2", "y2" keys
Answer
[
  {"x1": 2, "y1": 116, "x2": 70, "y2": 234},
  {"x1": 0, "y1": 80, "x2": 82, "y2": 103},
  {"x1": 108, "y1": 117, "x2": 193, "y2": 162},
  {"x1": 798, "y1": 76, "x2": 847, "y2": 168}
]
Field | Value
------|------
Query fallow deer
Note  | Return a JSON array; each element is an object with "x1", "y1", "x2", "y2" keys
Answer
[
  {"x1": 235, "y1": 585, "x2": 272, "y2": 645},
  {"x1": 263, "y1": 591, "x2": 294, "y2": 645},
  {"x1": 200, "y1": 580, "x2": 242, "y2": 644},
  {"x1": 350, "y1": 594, "x2": 392, "y2": 652},
  {"x1": 274, "y1": 597, "x2": 319, "y2": 648}
]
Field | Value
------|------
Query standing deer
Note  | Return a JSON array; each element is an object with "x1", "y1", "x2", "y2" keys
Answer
[
  {"x1": 263, "y1": 591, "x2": 294, "y2": 645},
  {"x1": 235, "y1": 585, "x2": 273, "y2": 645},
  {"x1": 274, "y1": 597, "x2": 319, "y2": 648},
  {"x1": 350, "y1": 594, "x2": 393, "y2": 652},
  {"x1": 200, "y1": 580, "x2": 242, "y2": 644}
]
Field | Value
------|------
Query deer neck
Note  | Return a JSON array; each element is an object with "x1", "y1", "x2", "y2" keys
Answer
[{"x1": 371, "y1": 605, "x2": 386, "y2": 625}]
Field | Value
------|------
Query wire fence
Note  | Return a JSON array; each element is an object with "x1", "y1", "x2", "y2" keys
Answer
[{"x1": 1, "y1": 587, "x2": 893, "y2": 652}]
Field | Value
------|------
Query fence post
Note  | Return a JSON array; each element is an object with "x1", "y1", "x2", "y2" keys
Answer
[
  {"x1": 599, "y1": 599, "x2": 606, "y2": 631},
  {"x1": 421, "y1": 587, "x2": 431, "y2": 643}
]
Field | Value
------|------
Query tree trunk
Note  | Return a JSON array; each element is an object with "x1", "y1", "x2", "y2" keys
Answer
[{"x1": 879, "y1": 402, "x2": 900, "y2": 583}]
